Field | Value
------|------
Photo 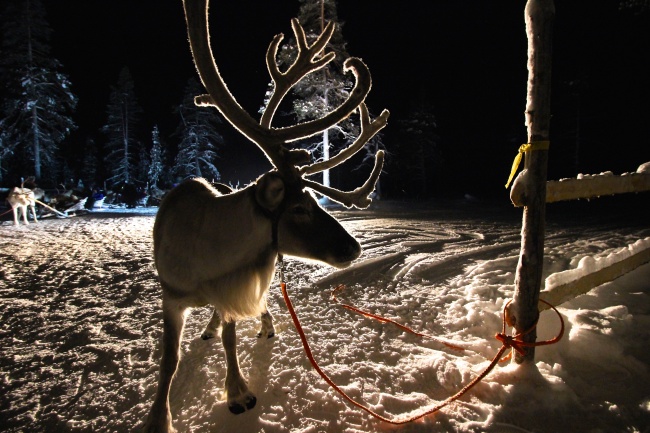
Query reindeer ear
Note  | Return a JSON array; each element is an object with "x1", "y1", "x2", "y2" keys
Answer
[{"x1": 255, "y1": 172, "x2": 285, "y2": 211}]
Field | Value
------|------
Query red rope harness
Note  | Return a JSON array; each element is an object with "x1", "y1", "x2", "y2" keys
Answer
[{"x1": 281, "y1": 282, "x2": 564, "y2": 424}]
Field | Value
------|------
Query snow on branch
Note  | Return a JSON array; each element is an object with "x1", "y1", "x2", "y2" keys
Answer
[
  {"x1": 511, "y1": 162, "x2": 650, "y2": 206},
  {"x1": 546, "y1": 161, "x2": 650, "y2": 203}
]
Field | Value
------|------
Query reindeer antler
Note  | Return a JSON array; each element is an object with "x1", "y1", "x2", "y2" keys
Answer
[
  {"x1": 301, "y1": 103, "x2": 388, "y2": 208},
  {"x1": 304, "y1": 150, "x2": 385, "y2": 208},
  {"x1": 260, "y1": 18, "x2": 336, "y2": 129},
  {"x1": 183, "y1": 0, "x2": 389, "y2": 208},
  {"x1": 301, "y1": 103, "x2": 389, "y2": 176}
]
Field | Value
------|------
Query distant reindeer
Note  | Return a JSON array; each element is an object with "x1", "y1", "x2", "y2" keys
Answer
[
  {"x1": 141, "y1": 0, "x2": 389, "y2": 431},
  {"x1": 6, "y1": 187, "x2": 38, "y2": 226}
]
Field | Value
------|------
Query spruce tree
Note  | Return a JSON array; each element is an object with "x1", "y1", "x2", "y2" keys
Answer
[
  {"x1": 173, "y1": 77, "x2": 223, "y2": 182},
  {"x1": 137, "y1": 146, "x2": 150, "y2": 186},
  {"x1": 0, "y1": 0, "x2": 78, "y2": 184},
  {"x1": 101, "y1": 67, "x2": 143, "y2": 188},
  {"x1": 394, "y1": 101, "x2": 441, "y2": 198}
]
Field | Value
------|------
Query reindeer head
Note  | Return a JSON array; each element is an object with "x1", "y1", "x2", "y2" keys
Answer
[{"x1": 183, "y1": 0, "x2": 389, "y2": 215}]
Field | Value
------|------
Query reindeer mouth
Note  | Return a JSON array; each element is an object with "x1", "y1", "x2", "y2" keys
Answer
[
  {"x1": 317, "y1": 246, "x2": 359, "y2": 269},
  {"x1": 332, "y1": 260, "x2": 354, "y2": 269}
]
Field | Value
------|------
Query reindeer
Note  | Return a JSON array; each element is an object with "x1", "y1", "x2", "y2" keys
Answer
[
  {"x1": 141, "y1": 0, "x2": 389, "y2": 431},
  {"x1": 6, "y1": 187, "x2": 38, "y2": 226}
]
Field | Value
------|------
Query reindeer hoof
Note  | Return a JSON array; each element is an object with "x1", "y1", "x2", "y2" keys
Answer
[
  {"x1": 257, "y1": 331, "x2": 275, "y2": 339},
  {"x1": 201, "y1": 327, "x2": 220, "y2": 339},
  {"x1": 228, "y1": 395, "x2": 256, "y2": 414}
]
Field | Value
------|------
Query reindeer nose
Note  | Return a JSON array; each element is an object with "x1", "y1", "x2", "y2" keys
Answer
[{"x1": 339, "y1": 239, "x2": 361, "y2": 262}]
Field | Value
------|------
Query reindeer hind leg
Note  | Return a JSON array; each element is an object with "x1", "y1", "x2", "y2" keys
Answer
[
  {"x1": 19, "y1": 205, "x2": 28, "y2": 225},
  {"x1": 141, "y1": 292, "x2": 186, "y2": 432},
  {"x1": 30, "y1": 204, "x2": 38, "y2": 223},
  {"x1": 201, "y1": 307, "x2": 221, "y2": 340}
]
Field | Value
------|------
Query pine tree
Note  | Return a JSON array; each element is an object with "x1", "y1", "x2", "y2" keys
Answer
[
  {"x1": 261, "y1": 0, "x2": 354, "y2": 190},
  {"x1": 0, "y1": 0, "x2": 78, "y2": 184},
  {"x1": 101, "y1": 67, "x2": 143, "y2": 188},
  {"x1": 173, "y1": 77, "x2": 223, "y2": 182},
  {"x1": 147, "y1": 125, "x2": 165, "y2": 190}
]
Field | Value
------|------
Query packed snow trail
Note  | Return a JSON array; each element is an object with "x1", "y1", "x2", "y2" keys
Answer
[{"x1": 0, "y1": 200, "x2": 648, "y2": 432}]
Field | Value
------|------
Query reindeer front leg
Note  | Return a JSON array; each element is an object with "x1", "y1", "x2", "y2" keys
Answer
[
  {"x1": 142, "y1": 296, "x2": 186, "y2": 433},
  {"x1": 222, "y1": 321, "x2": 256, "y2": 414},
  {"x1": 12, "y1": 207, "x2": 20, "y2": 226}
]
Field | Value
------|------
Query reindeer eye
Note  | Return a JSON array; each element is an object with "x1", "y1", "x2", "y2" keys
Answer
[{"x1": 290, "y1": 205, "x2": 310, "y2": 216}]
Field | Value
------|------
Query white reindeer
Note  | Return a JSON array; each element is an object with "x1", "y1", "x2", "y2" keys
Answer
[
  {"x1": 6, "y1": 187, "x2": 38, "y2": 226},
  {"x1": 141, "y1": 0, "x2": 389, "y2": 431}
]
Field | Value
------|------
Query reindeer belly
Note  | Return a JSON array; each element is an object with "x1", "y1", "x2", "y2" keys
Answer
[
  {"x1": 199, "y1": 264, "x2": 275, "y2": 322},
  {"x1": 155, "y1": 241, "x2": 277, "y2": 322}
]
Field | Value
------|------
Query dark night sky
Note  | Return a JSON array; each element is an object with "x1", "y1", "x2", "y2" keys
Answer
[{"x1": 45, "y1": 1, "x2": 650, "y2": 197}]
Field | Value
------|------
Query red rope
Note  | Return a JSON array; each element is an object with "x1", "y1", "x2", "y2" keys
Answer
[
  {"x1": 281, "y1": 282, "x2": 564, "y2": 424},
  {"x1": 331, "y1": 284, "x2": 466, "y2": 352}
]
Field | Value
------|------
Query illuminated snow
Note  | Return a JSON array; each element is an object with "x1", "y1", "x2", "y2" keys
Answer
[{"x1": 0, "y1": 203, "x2": 648, "y2": 432}]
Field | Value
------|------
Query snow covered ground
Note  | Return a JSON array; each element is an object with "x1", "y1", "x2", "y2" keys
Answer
[{"x1": 1, "y1": 197, "x2": 648, "y2": 433}]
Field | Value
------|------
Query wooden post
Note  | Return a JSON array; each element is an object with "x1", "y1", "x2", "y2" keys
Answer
[{"x1": 507, "y1": 0, "x2": 555, "y2": 364}]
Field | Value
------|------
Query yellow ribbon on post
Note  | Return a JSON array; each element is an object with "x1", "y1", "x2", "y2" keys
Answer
[{"x1": 505, "y1": 141, "x2": 550, "y2": 189}]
